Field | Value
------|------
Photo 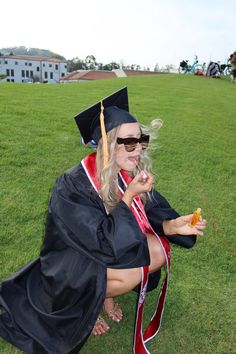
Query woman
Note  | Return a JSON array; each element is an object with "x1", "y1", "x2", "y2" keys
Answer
[{"x1": 0, "y1": 87, "x2": 206, "y2": 353}]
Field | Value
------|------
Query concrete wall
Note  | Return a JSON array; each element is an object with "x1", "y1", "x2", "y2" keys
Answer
[{"x1": 0, "y1": 57, "x2": 67, "y2": 83}]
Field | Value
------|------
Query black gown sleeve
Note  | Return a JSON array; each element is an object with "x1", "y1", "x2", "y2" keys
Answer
[
  {"x1": 43, "y1": 167, "x2": 150, "y2": 269},
  {"x1": 145, "y1": 190, "x2": 196, "y2": 249}
]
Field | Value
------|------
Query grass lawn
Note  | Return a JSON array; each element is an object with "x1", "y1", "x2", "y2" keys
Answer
[{"x1": 0, "y1": 74, "x2": 235, "y2": 353}]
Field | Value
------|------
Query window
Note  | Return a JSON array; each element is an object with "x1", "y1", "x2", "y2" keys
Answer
[
  {"x1": 37, "y1": 66, "x2": 39, "y2": 71},
  {"x1": 61, "y1": 73, "x2": 65, "y2": 77},
  {"x1": 22, "y1": 70, "x2": 25, "y2": 77},
  {"x1": 64, "y1": 64, "x2": 67, "y2": 69},
  {"x1": 5, "y1": 60, "x2": 8, "y2": 64},
  {"x1": 15, "y1": 61, "x2": 18, "y2": 65},
  {"x1": 44, "y1": 72, "x2": 48, "y2": 79},
  {"x1": 11, "y1": 79, "x2": 14, "y2": 82},
  {"x1": 49, "y1": 64, "x2": 52, "y2": 68},
  {"x1": 26, "y1": 70, "x2": 29, "y2": 78},
  {"x1": 6, "y1": 69, "x2": 10, "y2": 76},
  {"x1": 29, "y1": 63, "x2": 32, "y2": 66},
  {"x1": 50, "y1": 72, "x2": 53, "y2": 79},
  {"x1": 30, "y1": 71, "x2": 33, "y2": 77},
  {"x1": 55, "y1": 64, "x2": 58, "y2": 70},
  {"x1": 7, "y1": 78, "x2": 10, "y2": 82},
  {"x1": 43, "y1": 64, "x2": 45, "y2": 67},
  {"x1": 25, "y1": 62, "x2": 28, "y2": 66},
  {"x1": 11, "y1": 69, "x2": 14, "y2": 76}
]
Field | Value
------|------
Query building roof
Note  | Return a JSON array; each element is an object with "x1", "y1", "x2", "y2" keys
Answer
[
  {"x1": 61, "y1": 69, "x2": 164, "y2": 82},
  {"x1": 1, "y1": 55, "x2": 66, "y2": 63},
  {"x1": 62, "y1": 70, "x2": 116, "y2": 81}
]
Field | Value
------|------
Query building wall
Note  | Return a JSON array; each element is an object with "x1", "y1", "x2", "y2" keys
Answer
[{"x1": 0, "y1": 56, "x2": 67, "y2": 83}]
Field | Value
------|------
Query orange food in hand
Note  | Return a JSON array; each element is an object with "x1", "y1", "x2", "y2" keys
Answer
[{"x1": 190, "y1": 208, "x2": 201, "y2": 226}]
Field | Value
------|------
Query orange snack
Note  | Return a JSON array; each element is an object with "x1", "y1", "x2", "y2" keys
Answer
[{"x1": 190, "y1": 208, "x2": 201, "y2": 226}]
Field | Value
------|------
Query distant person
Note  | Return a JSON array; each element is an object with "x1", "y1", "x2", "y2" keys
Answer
[
  {"x1": 202, "y1": 62, "x2": 207, "y2": 74},
  {"x1": 0, "y1": 87, "x2": 207, "y2": 353},
  {"x1": 205, "y1": 61, "x2": 221, "y2": 78},
  {"x1": 229, "y1": 51, "x2": 236, "y2": 83}
]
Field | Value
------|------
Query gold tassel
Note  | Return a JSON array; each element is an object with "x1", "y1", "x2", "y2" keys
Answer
[{"x1": 100, "y1": 100, "x2": 109, "y2": 167}]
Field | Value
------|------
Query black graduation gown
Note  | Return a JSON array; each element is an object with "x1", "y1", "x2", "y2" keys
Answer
[{"x1": 0, "y1": 162, "x2": 196, "y2": 354}]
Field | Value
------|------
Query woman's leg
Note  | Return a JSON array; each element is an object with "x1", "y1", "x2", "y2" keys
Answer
[
  {"x1": 93, "y1": 234, "x2": 166, "y2": 335},
  {"x1": 106, "y1": 233, "x2": 166, "y2": 297}
]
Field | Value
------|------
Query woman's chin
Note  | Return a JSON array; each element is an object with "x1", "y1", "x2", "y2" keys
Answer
[
  {"x1": 117, "y1": 159, "x2": 138, "y2": 172},
  {"x1": 124, "y1": 163, "x2": 137, "y2": 172}
]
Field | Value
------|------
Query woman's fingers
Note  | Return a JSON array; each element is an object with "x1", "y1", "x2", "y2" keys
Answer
[
  {"x1": 196, "y1": 230, "x2": 204, "y2": 236},
  {"x1": 131, "y1": 172, "x2": 153, "y2": 193},
  {"x1": 195, "y1": 219, "x2": 207, "y2": 229},
  {"x1": 193, "y1": 219, "x2": 207, "y2": 236}
]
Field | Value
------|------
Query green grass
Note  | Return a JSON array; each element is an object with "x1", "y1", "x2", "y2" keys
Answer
[{"x1": 0, "y1": 74, "x2": 235, "y2": 354}]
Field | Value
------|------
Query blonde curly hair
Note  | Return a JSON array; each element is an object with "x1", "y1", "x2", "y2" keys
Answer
[{"x1": 96, "y1": 119, "x2": 162, "y2": 212}]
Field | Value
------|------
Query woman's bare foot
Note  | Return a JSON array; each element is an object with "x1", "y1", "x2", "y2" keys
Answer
[
  {"x1": 103, "y1": 297, "x2": 123, "y2": 323},
  {"x1": 92, "y1": 315, "x2": 110, "y2": 336}
]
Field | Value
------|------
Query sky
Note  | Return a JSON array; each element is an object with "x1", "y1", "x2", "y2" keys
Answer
[{"x1": 1, "y1": 0, "x2": 236, "y2": 70}]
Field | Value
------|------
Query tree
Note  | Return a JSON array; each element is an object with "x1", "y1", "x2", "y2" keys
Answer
[
  {"x1": 164, "y1": 64, "x2": 175, "y2": 72},
  {"x1": 97, "y1": 62, "x2": 104, "y2": 70},
  {"x1": 109, "y1": 61, "x2": 120, "y2": 69},
  {"x1": 67, "y1": 57, "x2": 87, "y2": 72},
  {"x1": 154, "y1": 63, "x2": 159, "y2": 72},
  {"x1": 85, "y1": 55, "x2": 97, "y2": 69},
  {"x1": 103, "y1": 62, "x2": 120, "y2": 70}
]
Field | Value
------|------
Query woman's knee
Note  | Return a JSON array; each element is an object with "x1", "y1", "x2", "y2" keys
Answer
[
  {"x1": 147, "y1": 234, "x2": 166, "y2": 273},
  {"x1": 106, "y1": 267, "x2": 142, "y2": 297}
]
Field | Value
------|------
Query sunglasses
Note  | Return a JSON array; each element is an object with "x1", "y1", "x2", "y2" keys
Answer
[{"x1": 116, "y1": 134, "x2": 150, "y2": 152}]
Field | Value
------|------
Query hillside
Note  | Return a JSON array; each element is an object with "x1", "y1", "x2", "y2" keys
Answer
[{"x1": 0, "y1": 46, "x2": 65, "y2": 60}]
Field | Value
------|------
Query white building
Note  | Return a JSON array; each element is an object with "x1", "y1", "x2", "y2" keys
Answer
[{"x1": 0, "y1": 55, "x2": 68, "y2": 83}]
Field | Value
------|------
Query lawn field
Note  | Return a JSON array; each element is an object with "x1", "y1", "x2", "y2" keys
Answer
[{"x1": 0, "y1": 74, "x2": 235, "y2": 353}]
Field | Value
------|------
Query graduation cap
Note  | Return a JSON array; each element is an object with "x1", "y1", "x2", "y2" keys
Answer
[{"x1": 74, "y1": 87, "x2": 137, "y2": 166}]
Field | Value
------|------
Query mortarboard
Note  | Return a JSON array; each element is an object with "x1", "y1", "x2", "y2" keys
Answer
[{"x1": 74, "y1": 87, "x2": 137, "y2": 166}]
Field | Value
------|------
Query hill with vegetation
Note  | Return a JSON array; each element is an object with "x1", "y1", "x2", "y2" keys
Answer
[
  {"x1": 0, "y1": 46, "x2": 65, "y2": 60},
  {"x1": 0, "y1": 74, "x2": 235, "y2": 354}
]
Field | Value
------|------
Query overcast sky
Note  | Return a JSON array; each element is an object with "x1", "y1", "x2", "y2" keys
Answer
[{"x1": 1, "y1": 0, "x2": 235, "y2": 69}]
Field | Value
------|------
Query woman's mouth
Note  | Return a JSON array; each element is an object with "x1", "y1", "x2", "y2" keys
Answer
[{"x1": 128, "y1": 156, "x2": 139, "y2": 164}]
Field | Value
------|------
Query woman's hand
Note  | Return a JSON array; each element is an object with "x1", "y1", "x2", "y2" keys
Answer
[
  {"x1": 122, "y1": 171, "x2": 153, "y2": 208},
  {"x1": 163, "y1": 214, "x2": 207, "y2": 236},
  {"x1": 127, "y1": 171, "x2": 153, "y2": 196}
]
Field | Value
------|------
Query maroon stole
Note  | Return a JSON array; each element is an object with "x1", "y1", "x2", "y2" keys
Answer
[{"x1": 82, "y1": 153, "x2": 171, "y2": 354}]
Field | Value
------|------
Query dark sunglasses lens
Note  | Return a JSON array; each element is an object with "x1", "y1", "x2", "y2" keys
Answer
[
  {"x1": 124, "y1": 144, "x2": 136, "y2": 152},
  {"x1": 119, "y1": 138, "x2": 137, "y2": 152},
  {"x1": 140, "y1": 135, "x2": 149, "y2": 149}
]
